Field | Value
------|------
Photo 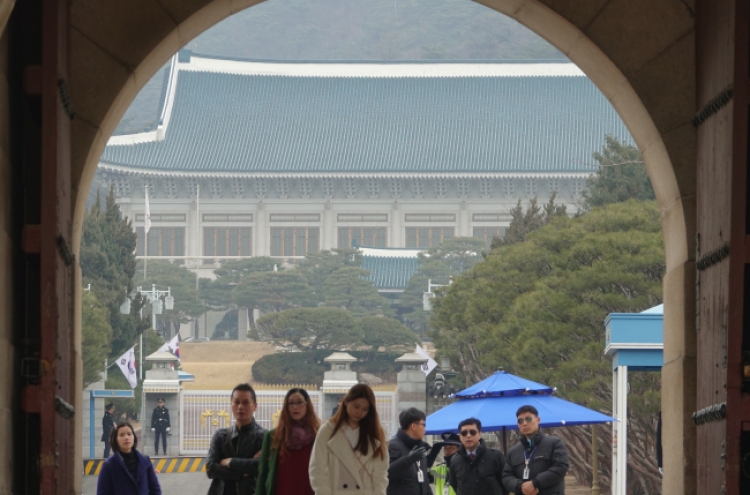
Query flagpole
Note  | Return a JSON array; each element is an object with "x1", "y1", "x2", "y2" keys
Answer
[
  {"x1": 144, "y1": 184, "x2": 149, "y2": 280},
  {"x1": 142, "y1": 184, "x2": 151, "y2": 381}
]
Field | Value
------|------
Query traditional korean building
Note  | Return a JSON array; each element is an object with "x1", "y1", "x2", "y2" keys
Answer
[{"x1": 93, "y1": 51, "x2": 631, "y2": 280}]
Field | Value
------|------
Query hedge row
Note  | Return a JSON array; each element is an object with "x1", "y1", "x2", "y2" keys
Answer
[{"x1": 252, "y1": 350, "x2": 404, "y2": 385}]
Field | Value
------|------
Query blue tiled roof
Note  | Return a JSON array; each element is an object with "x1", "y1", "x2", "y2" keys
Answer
[
  {"x1": 101, "y1": 69, "x2": 631, "y2": 174},
  {"x1": 362, "y1": 256, "x2": 420, "y2": 291}
]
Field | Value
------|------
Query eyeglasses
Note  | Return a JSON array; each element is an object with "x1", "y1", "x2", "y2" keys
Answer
[
  {"x1": 517, "y1": 416, "x2": 535, "y2": 424},
  {"x1": 459, "y1": 429, "x2": 478, "y2": 437},
  {"x1": 415, "y1": 422, "x2": 426, "y2": 427},
  {"x1": 288, "y1": 400, "x2": 307, "y2": 408}
]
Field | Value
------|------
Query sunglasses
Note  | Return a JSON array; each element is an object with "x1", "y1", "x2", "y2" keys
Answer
[
  {"x1": 517, "y1": 416, "x2": 535, "y2": 424},
  {"x1": 459, "y1": 429, "x2": 478, "y2": 437}
]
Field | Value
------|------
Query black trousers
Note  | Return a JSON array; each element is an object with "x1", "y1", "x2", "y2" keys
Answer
[
  {"x1": 103, "y1": 441, "x2": 111, "y2": 458},
  {"x1": 154, "y1": 427, "x2": 168, "y2": 454}
]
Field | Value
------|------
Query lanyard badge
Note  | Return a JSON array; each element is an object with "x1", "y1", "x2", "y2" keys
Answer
[
  {"x1": 417, "y1": 461, "x2": 424, "y2": 482},
  {"x1": 523, "y1": 447, "x2": 537, "y2": 480}
]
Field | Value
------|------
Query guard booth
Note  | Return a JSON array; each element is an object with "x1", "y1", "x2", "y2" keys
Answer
[
  {"x1": 604, "y1": 304, "x2": 664, "y2": 495},
  {"x1": 142, "y1": 351, "x2": 181, "y2": 457}
]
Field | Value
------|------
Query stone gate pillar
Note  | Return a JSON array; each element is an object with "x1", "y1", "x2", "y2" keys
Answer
[
  {"x1": 321, "y1": 352, "x2": 358, "y2": 419},
  {"x1": 396, "y1": 353, "x2": 428, "y2": 414}
]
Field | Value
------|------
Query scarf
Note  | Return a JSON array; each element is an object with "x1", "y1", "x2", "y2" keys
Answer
[{"x1": 288, "y1": 417, "x2": 315, "y2": 450}]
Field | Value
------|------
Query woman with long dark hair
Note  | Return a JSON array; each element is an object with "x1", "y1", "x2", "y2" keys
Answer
[
  {"x1": 309, "y1": 384, "x2": 388, "y2": 495},
  {"x1": 96, "y1": 421, "x2": 161, "y2": 495},
  {"x1": 256, "y1": 388, "x2": 321, "y2": 495}
]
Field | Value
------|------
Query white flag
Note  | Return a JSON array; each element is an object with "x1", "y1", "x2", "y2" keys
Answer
[
  {"x1": 116, "y1": 345, "x2": 138, "y2": 389},
  {"x1": 157, "y1": 334, "x2": 180, "y2": 362},
  {"x1": 144, "y1": 186, "x2": 152, "y2": 234},
  {"x1": 415, "y1": 344, "x2": 439, "y2": 376}
]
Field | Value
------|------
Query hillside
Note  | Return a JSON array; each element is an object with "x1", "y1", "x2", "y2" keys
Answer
[{"x1": 179, "y1": 341, "x2": 276, "y2": 390}]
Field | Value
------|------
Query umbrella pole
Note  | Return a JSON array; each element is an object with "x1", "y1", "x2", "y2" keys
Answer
[
  {"x1": 591, "y1": 425, "x2": 600, "y2": 495},
  {"x1": 502, "y1": 426, "x2": 507, "y2": 454}
]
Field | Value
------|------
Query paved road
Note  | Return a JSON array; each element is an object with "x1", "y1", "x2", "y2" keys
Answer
[{"x1": 83, "y1": 471, "x2": 211, "y2": 495}]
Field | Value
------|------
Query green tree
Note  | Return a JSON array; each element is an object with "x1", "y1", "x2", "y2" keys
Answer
[
  {"x1": 81, "y1": 291, "x2": 113, "y2": 386},
  {"x1": 430, "y1": 200, "x2": 664, "y2": 494},
  {"x1": 322, "y1": 266, "x2": 394, "y2": 317},
  {"x1": 357, "y1": 316, "x2": 417, "y2": 354},
  {"x1": 233, "y1": 270, "x2": 316, "y2": 313},
  {"x1": 398, "y1": 237, "x2": 486, "y2": 333},
  {"x1": 80, "y1": 187, "x2": 141, "y2": 359},
  {"x1": 492, "y1": 193, "x2": 567, "y2": 248},
  {"x1": 583, "y1": 136, "x2": 654, "y2": 208},
  {"x1": 298, "y1": 247, "x2": 363, "y2": 297},
  {"x1": 200, "y1": 257, "x2": 278, "y2": 310},
  {"x1": 255, "y1": 307, "x2": 362, "y2": 351}
]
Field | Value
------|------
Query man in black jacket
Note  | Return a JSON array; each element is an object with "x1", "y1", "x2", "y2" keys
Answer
[
  {"x1": 502, "y1": 405, "x2": 569, "y2": 495},
  {"x1": 151, "y1": 398, "x2": 171, "y2": 455},
  {"x1": 449, "y1": 417, "x2": 506, "y2": 495},
  {"x1": 387, "y1": 408, "x2": 441, "y2": 495},
  {"x1": 205, "y1": 383, "x2": 267, "y2": 495},
  {"x1": 101, "y1": 403, "x2": 115, "y2": 458}
]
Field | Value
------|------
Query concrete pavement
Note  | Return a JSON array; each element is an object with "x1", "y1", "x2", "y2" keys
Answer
[{"x1": 83, "y1": 471, "x2": 210, "y2": 495}]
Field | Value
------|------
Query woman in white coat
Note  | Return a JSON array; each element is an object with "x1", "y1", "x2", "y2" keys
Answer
[{"x1": 309, "y1": 384, "x2": 389, "y2": 495}]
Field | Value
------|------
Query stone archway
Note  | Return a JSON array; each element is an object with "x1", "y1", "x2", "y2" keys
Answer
[{"x1": 65, "y1": 1, "x2": 696, "y2": 494}]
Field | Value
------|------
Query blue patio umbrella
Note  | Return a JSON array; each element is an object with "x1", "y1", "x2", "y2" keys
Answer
[
  {"x1": 425, "y1": 370, "x2": 615, "y2": 451},
  {"x1": 455, "y1": 371, "x2": 553, "y2": 398},
  {"x1": 425, "y1": 394, "x2": 615, "y2": 434}
]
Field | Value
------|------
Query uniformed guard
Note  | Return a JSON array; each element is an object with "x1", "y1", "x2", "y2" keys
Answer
[
  {"x1": 101, "y1": 403, "x2": 115, "y2": 458},
  {"x1": 430, "y1": 432, "x2": 461, "y2": 495},
  {"x1": 150, "y1": 398, "x2": 171, "y2": 456}
]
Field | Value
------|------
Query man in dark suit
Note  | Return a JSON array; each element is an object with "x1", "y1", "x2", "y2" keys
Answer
[
  {"x1": 101, "y1": 403, "x2": 115, "y2": 457},
  {"x1": 151, "y1": 398, "x2": 171, "y2": 456}
]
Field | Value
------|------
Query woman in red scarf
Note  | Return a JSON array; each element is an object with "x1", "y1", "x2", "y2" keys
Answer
[{"x1": 256, "y1": 388, "x2": 321, "y2": 495}]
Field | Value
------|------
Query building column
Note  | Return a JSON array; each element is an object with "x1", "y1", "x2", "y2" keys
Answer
[
  {"x1": 323, "y1": 201, "x2": 335, "y2": 250},
  {"x1": 391, "y1": 202, "x2": 401, "y2": 247},
  {"x1": 458, "y1": 201, "x2": 470, "y2": 237},
  {"x1": 255, "y1": 203, "x2": 267, "y2": 256}
]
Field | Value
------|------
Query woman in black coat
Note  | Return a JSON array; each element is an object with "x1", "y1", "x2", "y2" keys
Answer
[{"x1": 96, "y1": 421, "x2": 162, "y2": 495}]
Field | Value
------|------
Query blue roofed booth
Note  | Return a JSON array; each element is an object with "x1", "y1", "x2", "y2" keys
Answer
[{"x1": 604, "y1": 304, "x2": 663, "y2": 495}]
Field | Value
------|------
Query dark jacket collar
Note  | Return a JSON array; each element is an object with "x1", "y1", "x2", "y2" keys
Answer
[
  {"x1": 232, "y1": 419, "x2": 258, "y2": 439},
  {"x1": 457, "y1": 438, "x2": 486, "y2": 461},
  {"x1": 396, "y1": 428, "x2": 422, "y2": 449},
  {"x1": 522, "y1": 431, "x2": 545, "y2": 450}
]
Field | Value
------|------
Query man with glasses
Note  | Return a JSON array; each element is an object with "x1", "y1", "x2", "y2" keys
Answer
[
  {"x1": 502, "y1": 405, "x2": 569, "y2": 495},
  {"x1": 387, "y1": 407, "x2": 441, "y2": 495},
  {"x1": 448, "y1": 417, "x2": 506, "y2": 495}
]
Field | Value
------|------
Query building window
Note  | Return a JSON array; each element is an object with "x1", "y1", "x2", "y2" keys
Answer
[
  {"x1": 338, "y1": 227, "x2": 387, "y2": 248},
  {"x1": 203, "y1": 227, "x2": 252, "y2": 257},
  {"x1": 473, "y1": 227, "x2": 507, "y2": 246},
  {"x1": 405, "y1": 227, "x2": 454, "y2": 248},
  {"x1": 270, "y1": 227, "x2": 320, "y2": 256},
  {"x1": 137, "y1": 227, "x2": 185, "y2": 256}
]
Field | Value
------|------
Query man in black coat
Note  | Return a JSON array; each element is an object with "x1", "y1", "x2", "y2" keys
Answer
[
  {"x1": 449, "y1": 417, "x2": 506, "y2": 495},
  {"x1": 101, "y1": 403, "x2": 115, "y2": 458},
  {"x1": 205, "y1": 383, "x2": 266, "y2": 495},
  {"x1": 387, "y1": 407, "x2": 442, "y2": 495},
  {"x1": 151, "y1": 398, "x2": 171, "y2": 456},
  {"x1": 502, "y1": 405, "x2": 569, "y2": 495}
]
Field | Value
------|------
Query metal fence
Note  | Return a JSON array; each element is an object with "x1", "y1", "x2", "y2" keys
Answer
[
  {"x1": 179, "y1": 390, "x2": 322, "y2": 455},
  {"x1": 180, "y1": 389, "x2": 397, "y2": 455}
]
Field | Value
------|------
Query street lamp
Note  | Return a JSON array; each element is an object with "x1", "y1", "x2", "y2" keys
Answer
[
  {"x1": 423, "y1": 278, "x2": 452, "y2": 311},
  {"x1": 120, "y1": 284, "x2": 174, "y2": 380}
]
